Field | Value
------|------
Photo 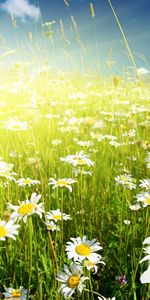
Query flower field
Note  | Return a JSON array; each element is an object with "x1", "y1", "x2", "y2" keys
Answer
[{"x1": 0, "y1": 64, "x2": 149, "y2": 300}]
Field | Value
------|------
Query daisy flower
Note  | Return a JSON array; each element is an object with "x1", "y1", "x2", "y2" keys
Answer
[
  {"x1": 136, "y1": 191, "x2": 150, "y2": 207},
  {"x1": 3, "y1": 286, "x2": 27, "y2": 299},
  {"x1": 109, "y1": 141, "x2": 121, "y2": 147},
  {"x1": 45, "y1": 220, "x2": 60, "y2": 231},
  {"x1": 140, "y1": 237, "x2": 150, "y2": 264},
  {"x1": 8, "y1": 193, "x2": 44, "y2": 223},
  {"x1": 115, "y1": 173, "x2": 136, "y2": 190},
  {"x1": 73, "y1": 168, "x2": 92, "y2": 177},
  {"x1": 4, "y1": 118, "x2": 28, "y2": 131},
  {"x1": 0, "y1": 219, "x2": 20, "y2": 241},
  {"x1": 97, "y1": 297, "x2": 116, "y2": 300},
  {"x1": 48, "y1": 178, "x2": 77, "y2": 192},
  {"x1": 16, "y1": 178, "x2": 40, "y2": 187},
  {"x1": 65, "y1": 236, "x2": 103, "y2": 263},
  {"x1": 0, "y1": 160, "x2": 16, "y2": 180},
  {"x1": 129, "y1": 203, "x2": 141, "y2": 211},
  {"x1": 140, "y1": 265, "x2": 150, "y2": 284},
  {"x1": 51, "y1": 139, "x2": 62, "y2": 145},
  {"x1": 45, "y1": 209, "x2": 71, "y2": 222},
  {"x1": 140, "y1": 236, "x2": 150, "y2": 283},
  {"x1": 139, "y1": 179, "x2": 150, "y2": 190},
  {"x1": 84, "y1": 256, "x2": 105, "y2": 274},
  {"x1": 56, "y1": 263, "x2": 88, "y2": 298},
  {"x1": 60, "y1": 151, "x2": 94, "y2": 167},
  {"x1": 74, "y1": 139, "x2": 94, "y2": 148},
  {"x1": 123, "y1": 220, "x2": 131, "y2": 225},
  {"x1": 90, "y1": 131, "x2": 105, "y2": 142}
]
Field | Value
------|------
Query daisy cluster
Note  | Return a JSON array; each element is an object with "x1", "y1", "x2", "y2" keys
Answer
[
  {"x1": 1, "y1": 66, "x2": 150, "y2": 300},
  {"x1": 0, "y1": 158, "x2": 16, "y2": 181},
  {"x1": 56, "y1": 235, "x2": 105, "y2": 298},
  {"x1": 60, "y1": 151, "x2": 95, "y2": 176}
]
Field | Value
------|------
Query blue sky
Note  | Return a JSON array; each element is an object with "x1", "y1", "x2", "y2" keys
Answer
[{"x1": 0, "y1": 0, "x2": 150, "y2": 73}]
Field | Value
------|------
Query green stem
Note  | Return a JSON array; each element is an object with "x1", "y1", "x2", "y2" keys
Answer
[
  {"x1": 27, "y1": 217, "x2": 33, "y2": 300},
  {"x1": 60, "y1": 189, "x2": 64, "y2": 268},
  {"x1": 84, "y1": 288, "x2": 104, "y2": 297},
  {"x1": 107, "y1": 0, "x2": 141, "y2": 83},
  {"x1": 80, "y1": 170, "x2": 84, "y2": 235},
  {"x1": 48, "y1": 231, "x2": 57, "y2": 280}
]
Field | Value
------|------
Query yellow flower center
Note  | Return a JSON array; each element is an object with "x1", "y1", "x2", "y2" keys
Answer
[
  {"x1": 12, "y1": 124, "x2": 21, "y2": 130},
  {"x1": 146, "y1": 197, "x2": 150, "y2": 204},
  {"x1": 53, "y1": 214, "x2": 62, "y2": 220},
  {"x1": 125, "y1": 182, "x2": 132, "y2": 186},
  {"x1": 11, "y1": 290, "x2": 21, "y2": 297},
  {"x1": 47, "y1": 225, "x2": 54, "y2": 230},
  {"x1": 23, "y1": 178, "x2": 32, "y2": 184},
  {"x1": 76, "y1": 243, "x2": 91, "y2": 256},
  {"x1": 67, "y1": 275, "x2": 80, "y2": 288},
  {"x1": 0, "y1": 226, "x2": 7, "y2": 237},
  {"x1": 120, "y1": 177, "x2": 127, "y2": 181},
  {"x1": 77, "y1": 159, "x2": 85, "y2": 165},
  {"x1": 18, "y1": 203, "x2": 35, "y2": 215},
  {"x1": 57, "y1": 180, "x2": 68, "y2": 186},
  {"x1": 85, "y1": 260, "x2": 94, "y2": 266}
]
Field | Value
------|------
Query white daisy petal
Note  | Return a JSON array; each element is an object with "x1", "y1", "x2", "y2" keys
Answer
[{"x1": 140, "y1": 266, "x2": 150, "y2": 284}]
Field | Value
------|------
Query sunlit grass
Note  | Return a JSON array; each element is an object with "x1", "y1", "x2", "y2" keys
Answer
[
  {"x1": 0, "y1": 1, "x2": 150, "y2": 299},
  {"x1": 0, "y1": 63, "x2": 149, "y2": 300}
]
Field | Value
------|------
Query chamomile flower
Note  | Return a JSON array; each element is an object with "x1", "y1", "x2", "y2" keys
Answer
[
  {"x1": 48, "y1": 178, "x2": 77, "y2": 192},
  {"x1": 3, "y1": 286, "x2": 27, "y2": 299},
  {"x1": 56, "y1": 263, "x2": 88, "y2": 298},
  {"x1": 97, "y1": 297, "x2": 116, "y2": 300},
  {"x1": 16, "y1": 178, "x2": 40, "y2": 187},
  {"x1": 73, "y1": 168, "x2": 92, "y2": 177},
  {"x1": 109, "y1": 141, "x2": 121, "y2": 147},
  {"x1": 139, "y1": 179, "x2": 150, "y2": 190},
  {"x1": 45, "y1": 209, "x2": 71, "y2": 222},
  {"x1": 140, "y1": 236, "x2": 150, "y2": 283},
  {"x1": 4, "y1": 118, "x2": 28, "y2": 131},
  {"x1": 8, "y1": 193, "x2": 44, "y2": 223},
  {"x1": 84, "y1": 257, "x2": 105, "y2": 273},
  {"x1": 129, "y1": 203, "x2": 141, "y2": 211},
  {"x1": 140, "y1": 265, "x2": 150, "y2": 284},
  {"x1": 74, "y1": 139, "x2": 93, "y2": 148},
  {"x1": 45, "y1": 220, "x2": 60, "y2": 231},
  {"x1": 0, "y1": 160, "x2": 16, "y2": 180},
  {"x1": 90, "y1": 132, "x2": 105, "y2": 142},
  {"x1": 140, "y1": 237, "x2": 150, "y2": 264},
  {"x1": 51, "y1": 139, "x2": 62, "y2": 145},
  {"x1": 115, "y1": 173, "x2": 136, "y2": 190},
  {"x1": 0, "y1": 219, "x2": 20, "y2": 241},
  {"x1": 143, "y1": 237, "x2": 150, "y2": 245},
  {"x1": 65, "y1": 236, "x2": 103, "y2": 263},
  {"x1": 136, "y1": 191, "x2": 150, "y2": 207},
  {"x1": 123, "y1": 220, "x2": 131, "y2": 225},
  {"x1": 60, "y1": 151, "x2": 94, "y2": 167}
]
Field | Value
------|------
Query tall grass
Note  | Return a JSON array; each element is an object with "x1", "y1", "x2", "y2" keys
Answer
[{"x1": 0, "y1": 2, "x2": 150, "y2": 300}]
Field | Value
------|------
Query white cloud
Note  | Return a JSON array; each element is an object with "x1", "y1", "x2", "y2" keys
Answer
[{"x1": 0, "y1": 0, "x2": 41, "y2": 20}]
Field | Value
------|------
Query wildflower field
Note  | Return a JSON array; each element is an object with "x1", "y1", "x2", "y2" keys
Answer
[
  {"x1": 0, "y1": 64, "x2": 150, "y2": 300},
  {"x1": 0, "y1": 1, "x2": 150, "y2": 300}
]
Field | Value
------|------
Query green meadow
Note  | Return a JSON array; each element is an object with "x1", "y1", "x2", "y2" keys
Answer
[
  {"x1": 0, "y1": 66, "x2": 149, "y2": 299},
  {"x1": 0, "y1": 2, "x2": 150, "y2": 300}
]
